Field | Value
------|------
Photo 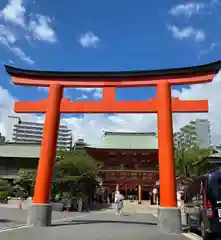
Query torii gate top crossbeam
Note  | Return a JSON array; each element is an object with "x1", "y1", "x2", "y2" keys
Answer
[{"x1": 4, "y1": 60, "x2": 221, "y2": 87}]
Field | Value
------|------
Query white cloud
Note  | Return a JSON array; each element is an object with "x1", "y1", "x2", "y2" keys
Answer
[
  {"x1": 199, "y1": 42, "x2": 219, "y2": 57},
  {"x1": 9, "y1": 46, "x2": 34, "y2": 64},
  {"x1": 2, "y1": 71, "x2": 221, "y2": 145},
  {"x1": 0, "y1": 24, "x2": 34, "y2": 64},
  {"x1": 0, "y1": 0, "x2": 57, "y2": 64},
  {"x1": 92, "y1": 89, "x2": 102, "y2": 99},
  {"x1": 169, "y1": 1, "x2": 220, "y2": 17},
  {"x1": 77, "y1": 88, "x2": 102, "y2": 100},
  {"x1": 0, "y1": 0, "x2": 26, "y2": 27},
  {"x1": 169, "y1": 2, "x2": 205, "y2": 18},
  {"x1": 28, "y1": 14, "x2": 57, "y2": 43},
  {"x1": 0, "y1": 24, "x2": 16, "y2": 45},
  {"x1": 78, "y1": 31, "x2": 100, "y2": 48},
  {"x1": 77, "y1": 94, "x2": 88, "y2": 100},
  {"x1": 0, "y1": 86, "x2": 42, "y2": 136},
  {"x1": 167, "y1": 25, "x2": 205, "y2": 42}
]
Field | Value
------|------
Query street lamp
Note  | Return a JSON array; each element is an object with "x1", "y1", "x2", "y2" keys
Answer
[{"x1": 8, "y1": 116, "x2": 22, "y2": 124}]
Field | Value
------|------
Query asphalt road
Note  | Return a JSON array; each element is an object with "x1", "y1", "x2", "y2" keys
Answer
[
  {"x1": 0, "y1": 207, "x2": 83, "y2": 230},
  {"x1": 0, "y1": 210, "x2": 192, "y2": 240}
]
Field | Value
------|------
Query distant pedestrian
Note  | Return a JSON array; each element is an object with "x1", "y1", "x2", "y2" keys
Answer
[{"x1": 115, "y1": 191, "x2": 124, "y2": 215}]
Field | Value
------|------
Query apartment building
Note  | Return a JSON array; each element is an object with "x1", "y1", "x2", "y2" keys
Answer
[{"x1": 5, "y1": 116, "x2": 72, "y2": 150}]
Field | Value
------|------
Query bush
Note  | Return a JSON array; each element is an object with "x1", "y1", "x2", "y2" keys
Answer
[{"x1": 0, "y1": 190, "x2": 9, "y2": 198}]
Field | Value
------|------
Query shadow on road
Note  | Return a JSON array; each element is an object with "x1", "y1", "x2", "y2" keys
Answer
[
  {"x1": 89, "y1": 203, "x2": 112, "y2": 212},
  {"x1": 51, "y1": 219, "x2": 158, "y2": 227},
  {"x1": 0, "y1": 219, "x2": 14, "y2": 223}
]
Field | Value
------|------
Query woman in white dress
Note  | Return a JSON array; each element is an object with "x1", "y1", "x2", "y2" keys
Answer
[{"x1": 115, "y1": 191, "x2": 124, "y2": 215}]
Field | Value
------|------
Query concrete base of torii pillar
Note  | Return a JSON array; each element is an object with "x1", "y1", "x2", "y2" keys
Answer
[
  {"x1": 157, "y1": 207, "x2": 182, "y2": 234},
  {"x1": 27, "y1": 204, "x2": 52, "y2": 227}
]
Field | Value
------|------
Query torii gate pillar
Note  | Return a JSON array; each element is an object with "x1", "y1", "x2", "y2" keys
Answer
[
  {"x1": 157, "y1": 81, "x2": 181, "y2": 233},
  {"x1": 29, "y1": 84, "x2": 63, "y2": 226}
]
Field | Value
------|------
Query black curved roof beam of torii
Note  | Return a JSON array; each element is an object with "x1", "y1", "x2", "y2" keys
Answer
[
  {"x1": 5, "y1": 60, "x2": 221, "y2": 79},
  {"x1": 4, "y1": 60, "x2": 221, "y2": 87}
]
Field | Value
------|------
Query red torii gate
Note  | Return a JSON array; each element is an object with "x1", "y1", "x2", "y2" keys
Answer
[{"x1": 5, "y1": 61, "x2": 221, "y2": 232}]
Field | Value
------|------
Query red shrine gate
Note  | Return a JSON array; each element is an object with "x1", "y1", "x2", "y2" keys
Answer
[{"x1": 5, "y1": 60, "x2": 221, "y2": 233}]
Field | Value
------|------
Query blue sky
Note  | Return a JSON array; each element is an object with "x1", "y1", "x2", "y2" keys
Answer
[{"x1": 0, "y1": 0, "x2": 221, "y2": 143}]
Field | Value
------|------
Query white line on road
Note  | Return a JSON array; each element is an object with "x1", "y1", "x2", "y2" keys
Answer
[
  {"x1": 0, "y1": 225, "x2": 31, "y2": 233},
  {"x1": 183, "y1": 232, "x2": 202, "y2": 240},
  {"x1": 52, "y1": 213, "x2": 90, "y2": 223},
  {"x1": 0, "y1": 213, "x2": 91, "y2": 233}
]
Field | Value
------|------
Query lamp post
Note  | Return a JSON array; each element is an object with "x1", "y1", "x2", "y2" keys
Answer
[{"x1": 8, "y1": 116, "x2": 22, "y2": 124}]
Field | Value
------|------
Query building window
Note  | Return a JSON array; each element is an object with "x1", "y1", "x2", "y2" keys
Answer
[
  {"x1": 142, "y1": 159, "x2": 151, "y2": 163},
  {"x1": 124, "y1": 164, "x2": 129, "y2": 169}
]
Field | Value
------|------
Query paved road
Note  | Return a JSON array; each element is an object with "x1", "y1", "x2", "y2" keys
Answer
[
  {"x1": 0, "y1": 207, "x2": 83, "y2": 230},
  {"x1": 0, "y1": 210, "x2": 191, "y2": 240}
]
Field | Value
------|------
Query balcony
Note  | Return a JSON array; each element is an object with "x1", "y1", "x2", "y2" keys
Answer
[
  {"x1": 13, "y1": 130, "x2": 72, "y2": 139},
  {"x1": 14, "y1": 124, "x2": 71, "y2": 133}
]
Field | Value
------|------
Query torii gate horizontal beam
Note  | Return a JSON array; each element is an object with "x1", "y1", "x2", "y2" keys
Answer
[
  {"x1": 10, "y1": 73, "x2": 215, "y2": 87},
  {"x1": 5, "y1": 61, "x2": 221, "y2": 87},
  {"x1": 14, "y1": 97, "x2": 208, "y2": 113}
]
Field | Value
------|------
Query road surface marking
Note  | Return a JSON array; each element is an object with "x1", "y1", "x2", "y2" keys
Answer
[
  {"x1": 183, "y1": 232, "x2": 202, "y2": 240},
  {"x1": 0, "y1": 213, "x2": 91, "y2": 233},
  {"x1": 0, "y1": 211, "x2": 106, "y2": 233},
  {"x1": 0, "y1": 225, "x2": 31, "y2": 233},
  {"x1": 52, "y1": 213, "x2": 90, "y2": 223}
]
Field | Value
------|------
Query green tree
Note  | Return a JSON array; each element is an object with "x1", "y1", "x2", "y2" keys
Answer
[
  {"x1": 13, "y1": 149, "x2": 102, "y2": 200},
  {"x1": 53, "y1": 150, "x2": 102, "y2": 200},
  {"x1": 174, "y1": 143, "x2": 215, "y2": 178},
  {"x1": 174, "y1": 121, "x2": 215, "y2": 178},
  {"x1": 0, "y1": 179, "x2": 13, "y2": 198},
  {"x1": 13, "y1": 169, "x2": 36, "y2": 198}
]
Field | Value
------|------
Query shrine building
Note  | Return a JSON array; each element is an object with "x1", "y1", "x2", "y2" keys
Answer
[{"x1": 85, "y1": 131, "x2": 159, "y2": 203}]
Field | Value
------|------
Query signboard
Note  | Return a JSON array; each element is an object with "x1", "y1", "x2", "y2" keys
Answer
[{"x1": 104, "y1": 171, "x2": 158, "y2": 182}]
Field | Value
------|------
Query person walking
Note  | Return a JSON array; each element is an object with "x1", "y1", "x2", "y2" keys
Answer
[{"x1": 115, "y1": 191, "x2": 124, "y2": 215}]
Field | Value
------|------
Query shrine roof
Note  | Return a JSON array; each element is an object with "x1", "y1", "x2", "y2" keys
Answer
[
  {"x1": 4, "y1": 60, "x2": 221, "y2": 80},
  {"x1": 85, "y1": 132, "x2": 158, "y2": 150},
  {"x1": 0, "y1": 144, "x2": 41, "y2": 158}
]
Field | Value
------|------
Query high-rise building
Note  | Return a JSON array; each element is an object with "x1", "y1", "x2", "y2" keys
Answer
[
  {"x1": 174, "y1": 119, "x2": 211, "y2": 149},
  {"x1": 195, "y1": 119, "x2": 211, "y2": 148},
  {"x1": 5, "y1": 116, "x2": 72, "y2": 150}
]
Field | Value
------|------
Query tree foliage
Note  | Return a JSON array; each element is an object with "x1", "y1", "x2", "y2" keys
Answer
[
  {"x1": 54, "y1": 149, "x2": 102, "y2": 199},
  {"x1": 14, "y1": 150, "x2": 102, "y2": 199},
  {"x1": 174, "y1": 122, "x2": 215, "y2": 178},
  {"x1": 0, "y1": 179, "x2": 13, "y2": 198},
  {"x1": 13, "y1": 169, "x2": 36, "y2": 197},
  {"x1": 174, "y1": 144, "x2": 214, "y2": 178}
]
